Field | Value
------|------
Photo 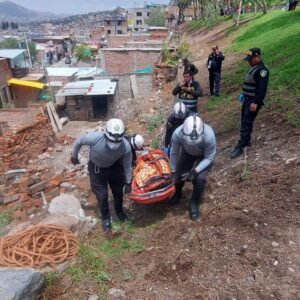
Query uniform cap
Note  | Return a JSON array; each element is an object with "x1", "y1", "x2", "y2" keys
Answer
[{"x1": 244, "y1": 47, "x2": 261, "y2": 61}]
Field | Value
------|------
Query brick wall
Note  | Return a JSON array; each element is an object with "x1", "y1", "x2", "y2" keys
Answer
[
  {"x1": 0, "y1": 114, "x2": 55, "y2": 171},
  {"x1": 0, "y1": 58, "x2": 12, "y2": 86},
  {"x1": 12, "y1": 85, "x2": 40, "y2": 108},
  {"x1": 103, "y1": 49, "x2": 160, "y2": 74},
  {"x1": 107, "y1": 35, "x2": 150, "y2": 48}
]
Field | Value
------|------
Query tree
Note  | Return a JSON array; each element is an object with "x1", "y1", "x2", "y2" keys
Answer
[
  {"x1": 74, "y1": 44, "x2": 91, "y2": 61},
  {"x1": 27, "y1": 42, "x2": 37, "y2": 60},
  {"x1": 175, "y1": 0, "x2": 192, "y2": 24},
  {"x1": 1, "y1": 38, "x2": 19, "y2": 48},
  {"x1": 146, "y1": 7, "x2": 165, "y2": 27}
]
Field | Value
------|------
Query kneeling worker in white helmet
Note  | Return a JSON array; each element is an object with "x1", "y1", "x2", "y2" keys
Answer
[
  {"x1": 169, "y1": 115, "x2": 216, "y2": 220},
  {"x1": 126, "y1": 134, "x2": 144, "y2": 166},
  {"x1": 71, "y1": 118, "x2": 132, "y2": 232}
]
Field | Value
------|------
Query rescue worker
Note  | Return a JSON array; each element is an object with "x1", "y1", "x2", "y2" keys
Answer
[
  {"x1": 207, "y1": 45, "x2": 225, "y2": 96},
  {"x1": 71, "y1": 118, "x2": 132, "y2": 232},
  {"x1": 169, "y1": 115, "x2": 216, "y2": 221},
  {"x1": 230, "y1": 47, "x2": 269, "y2": 159},
  {"x1": 164, "y1": 102, "x2": 189, "y2": 155},
  {"x1": 126, "y1": 134, "x2": 144, "y2": 166},
  {"x1": 172, "y1": 71, "x2": 203, "y2": 113},
  {"x1": 182, "y1": 58, "x2": 199, "y2": 77}
]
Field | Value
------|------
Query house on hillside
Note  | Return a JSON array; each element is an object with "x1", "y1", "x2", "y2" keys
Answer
[{"x1": 55, "y1": 79, "x2": 117, "y2": 121}]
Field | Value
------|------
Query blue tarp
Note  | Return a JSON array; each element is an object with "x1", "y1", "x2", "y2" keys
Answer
[{"x1": 133, "y1": 66, "x2": 153, "y2": 74}]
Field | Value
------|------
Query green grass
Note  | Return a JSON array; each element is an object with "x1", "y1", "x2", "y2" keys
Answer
[
  {"x1": 187, "y1": 16, "x2": 231, "y2": 31},
  {"x1": 146, "y1": 113, "x2": 164, "y2": 133},
  {"x1": 65, "y1": 266, "x2": 85, "y2": 282},
  {"x1": 223, "y1": 10, "x2": 300, "y2": 126},
  {"x1": 45, "y1": 271, "x2": 61, "y2": 287},
  {"x1": 0, "y1": 209, "x2": 13, "y2": 236},
  {"x1": 151, "y1": 137, "x2": 160, "y2": 148},
  {"x1": 98, "y1": 238, "x2": 144, "y2": 258}
]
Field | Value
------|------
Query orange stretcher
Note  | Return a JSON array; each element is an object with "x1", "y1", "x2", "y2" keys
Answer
[{"x1": 130, "y1": 149, "x2": 175, "y2": 204}]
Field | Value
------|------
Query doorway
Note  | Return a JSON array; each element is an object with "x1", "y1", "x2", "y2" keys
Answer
[{"x1": 92, "y1": 95, "x2": 107, "y2": 119}]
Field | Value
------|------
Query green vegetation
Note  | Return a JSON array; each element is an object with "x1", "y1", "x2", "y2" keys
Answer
[
  {"x1": 74, "y1": 44, "x2": 92, "y2": 61},
  {"x1": 187, "y1": 16, "x2": 231, "y2": 31},
  {"x1": 0, "y1": 209, "x2": 13, "y2": 236},
  {"x1": 45, "y1": 271, "x2": 61, "y2": 287},
  {"x1": 146, "y1": 113, "x2": 164, "y2": 132},
  {"x1": 146, "y1": 7, "x2": 165, "y2": 27},
  {"x1": 151, "y1": 137, "x2": 160, "y2": 148},
  {"x1": 162, "y1": 37, "x2": 191, "y2": 66},
  {"x1": 206, "y1": 10, "x2": 300, "y2": 127}
]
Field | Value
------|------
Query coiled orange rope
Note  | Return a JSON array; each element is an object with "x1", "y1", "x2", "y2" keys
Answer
[{"x1": 0, "y1": 224, "x2": 79, "y2": 268}]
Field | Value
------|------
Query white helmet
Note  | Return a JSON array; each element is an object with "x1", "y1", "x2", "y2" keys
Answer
[
  {"x1": 174, "y1": 102, "x2": 187, "y2": 119},
  {"x1": 131, "y1": 134, "x2": 144, "y2": 150},
  {"x1": 104, "y1": 118, "x2": 125, "y2": 142},
  {"x1": 182, "y1": 115, "x2": 204, "y2": 146}
]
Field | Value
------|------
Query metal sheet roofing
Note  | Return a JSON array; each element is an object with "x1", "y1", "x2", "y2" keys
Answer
[
  {"x1": 0, "y1": 49, "x2": 26, "y2": 59},
  {"x1": 56, "y1": 79, "x2": 117, "y2": 97}
]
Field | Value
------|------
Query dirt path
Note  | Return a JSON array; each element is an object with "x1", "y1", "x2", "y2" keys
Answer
[
  {"x1": 118, "y1": 21, "x2": 300, "y2": 299},
  {"x1": 44, "y1": 20, "x2": 300, "y2": 300}
]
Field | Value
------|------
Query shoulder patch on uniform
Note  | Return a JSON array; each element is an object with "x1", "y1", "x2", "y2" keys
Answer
[{"x1": 260, "y1": 70, "x2": 267, "y2": 77}]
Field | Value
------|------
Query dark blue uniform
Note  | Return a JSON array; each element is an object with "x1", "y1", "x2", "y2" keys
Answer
[{"x1": 238, "y1": 62, "x2": 269, "y2": 148}]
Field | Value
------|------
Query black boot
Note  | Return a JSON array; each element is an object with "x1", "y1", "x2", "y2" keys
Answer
[
  {"x1": 169, "y1": 189, "x2": 182, "y2": 205},
  {"x1": 102, "y1": 218, "x2": 112, "y2": 232},
  {"x1": 230, "y1": 145, "x2": 243, "y2": 159},
  {"x1": 189, "y1": 201, "x2": 200, "y2": 221},
  {"x1": 116, "y1": 210, "x2": 128, "y2": 222}
]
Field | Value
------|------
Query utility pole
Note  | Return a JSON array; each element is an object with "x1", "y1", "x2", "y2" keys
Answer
[
  {"x1": 114, "y1": 13, "x2": 117, "y2": 35},
  {"x1": 44, "y1": 67, "x2": 54, "y2": 103},
  {"x1": 24, "y1": 32, "x2": 33, "y2": 68}
]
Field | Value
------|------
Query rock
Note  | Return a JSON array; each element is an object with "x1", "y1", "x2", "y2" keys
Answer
[
  {"x1": 28, "y1": 181, "x2": 46, "y2": 194},
  {"x1": 39, "y1": 213, "x2": 80, "y2": 233},
  {"x1": 88, "y1": 295, "x2": 99, "y2": 300},
  {"x1": 272, "y1": 241, "x2": 279, "y2": 248},
  {"x1": 273, "y1": 260, "x2": 279, "y2": 266},
  {"x1": 107, "y1": 288, "x2": 127, "y2": 300},
  {"x1": 48, "y1": 193, "x2": 84, "y2": 219},
  {"x1": 5, "y1": 169, "x2": 27, "y2": 178},
  {"x1": 0, "y1": 194, "x2": 20, "y2": 204},
  {"x1": 288, "y1": 267, "x2": 295, "y2": 273},
  {"x1": 0, "y1": 267, "x2": 44, "y2": 300},
  {"x1": 8, "y1": 222, "x2": 32, "y2": 236},
  {"x1": 285, "y1": 157, "x2": 298, "y2": 165}
]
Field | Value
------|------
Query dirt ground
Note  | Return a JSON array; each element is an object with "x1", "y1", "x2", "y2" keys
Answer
[{"x1": 44, "y1": 20, "x2": 300, "y2": 300}]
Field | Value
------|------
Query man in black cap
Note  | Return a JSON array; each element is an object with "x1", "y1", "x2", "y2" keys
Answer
[
  {"x1": 182, "y1": 58, "x2": 198, "y2": 77},
  {"x1": 207, "y1": 45, "x2": 225, "y2": 96},
  {"x1": 230, "y1": 47, "x2": 269, "y2": 159}
]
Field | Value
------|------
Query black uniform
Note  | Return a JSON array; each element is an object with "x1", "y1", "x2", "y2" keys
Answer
[
  {"x1": 172, "y1": 80, "x2": 203, "y2": 113},
  {"x1": 125, "y1": 135, "x2": 137, "y2": 166},
  {"x1": 164, "y1": 113, "x2": 186, "y2": 148},
  {"x1": 238, "y1": 61, "x2": 269, "y2": 148},
  {"x1": 207, "y1": 52, "x2": 225, "y2": 96},
  {"x1": 184, "y1": 63, "x2": 198, "y2": 77}
]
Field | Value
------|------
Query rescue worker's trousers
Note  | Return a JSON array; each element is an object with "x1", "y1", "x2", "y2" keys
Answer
[
  {"x1": 88, "y1": 161, "x2": 124, "y2": 220},
  {"x1": 175, "y1": 149, "x2": 212, "y2": 205},
  {"x1": 238, "y1": 97, "x2": 262, "y2": 148}
]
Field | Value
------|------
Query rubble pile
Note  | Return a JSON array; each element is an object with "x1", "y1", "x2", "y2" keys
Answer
[
  {"x1": 0, "y1": 114, "x2": 55, "y2": 171},
  {"x1": 0, "y1": 166, "x2": 87, "y2": 222}
]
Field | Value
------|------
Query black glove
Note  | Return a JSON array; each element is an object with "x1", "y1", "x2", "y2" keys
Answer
[
  {"x1": 71, "y1": 157, "x2": 80, "y2": 165},
  {"x1": 180, "y1": 169, "x2": 198, "y2": 182},
  {"x1": 124, "y1": 183, "x2": 132, "y2": 194}
]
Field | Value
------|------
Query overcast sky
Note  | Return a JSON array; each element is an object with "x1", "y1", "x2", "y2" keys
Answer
[{"x1": 9, "y1": 0, "x2": 169, "y2": 14}]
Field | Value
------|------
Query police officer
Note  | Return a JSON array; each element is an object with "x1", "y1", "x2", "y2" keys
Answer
[
  {"x1": 172, "y1": 71, "x2": 203, "y2": 113},
  {"x1": 71, "y1": 118, "x2": 132, "y2": 232},
  {"x1": 182, "y1": 58, "x2": 199, "y2": 77},
  {"x1": 126, "y1": 134, "x2": 144, "y2": 166},
  {"x1": 169, "y1": 115, "x2": 216, "y2": 221},
  {"x1": 207, "y1": 45, "x2": 225, "y2": 96},
  {"x1": 230, "y1": 47, "x2": 269, "y2": 159},
  {"x1": 164, "y1": 102, "x2": 189, "y2": 155}
]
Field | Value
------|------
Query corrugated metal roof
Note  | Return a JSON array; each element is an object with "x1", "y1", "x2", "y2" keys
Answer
[
  {"x1": 0, "y1": 49, "x2": 26, "y2": 59},
  {"x1": 56, "y1": 79, "x2": 117, "y2": 97},
  {"x1": 46, "y1": 68, "x2": 79, "y2": 77}
]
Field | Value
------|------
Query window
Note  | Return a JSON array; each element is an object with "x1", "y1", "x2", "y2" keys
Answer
[
  {"x1": 147, "y1": 12, "x2": 150, "y2": 17},
  {"x1": 136, "y1": 20, "x2": 142, "y2": 25},
  {"x1": 117, "y1": 21, "x2": 122, "y2": 26},
  {"x1": 107, "y1": 30, "x2": 111, "y2": 34},
  {"x1": 117, "y1": 30, "x2": 122, "y2": 34},
  {"x1": 136, "y1": 12, "x2": 142, "y2": 16},
  {"x1": 106, "y1": 20, "x2": 111, "y2": 25}
]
